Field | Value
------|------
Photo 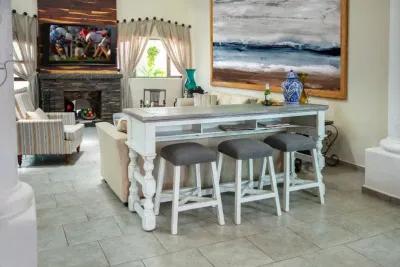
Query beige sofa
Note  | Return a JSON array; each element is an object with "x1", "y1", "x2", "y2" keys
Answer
[{"x1": 96, "y1": 122, "x2": 130, "y2": 203}]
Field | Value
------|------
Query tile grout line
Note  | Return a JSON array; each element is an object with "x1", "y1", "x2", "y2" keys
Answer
[
  {"x1": 97, "y1": 240, "x2": 112, "y2": 267},
  {"x1": 150, "y1": 231, "x2": 170, "y2": 252},
  {"x1": 286, "y1": 221, "x2": 360, "y2": 250},
  {"x1": 344, "y1": 243, "x2": 384, "y2": 267},
  {"x1": 241, "y1": 235, "x2": 276, "y2": 262},
  {"x1": 244, "y1": 234, "x2": 278, "y2": 262},
  {"x1": 61, "y1": 224, "x2": 70, "y2": 247},
  {"x1": 196, "y1": 247, "x2": 217, "y2": 267}
]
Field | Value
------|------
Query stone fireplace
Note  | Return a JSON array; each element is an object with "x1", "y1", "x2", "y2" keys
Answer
[{"x1": 39, "y1": 73, "x2": 122, "y2": 123}]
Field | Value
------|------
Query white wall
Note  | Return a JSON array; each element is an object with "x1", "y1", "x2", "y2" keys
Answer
[
  {"x1": 11, "y1": 0, "x2": 36, "y2": 14},
  {"x1": 117, "y1": 0, "x2": 191, "y2": 22},
  {"x1": 188, "y1": 0, "x2": 390, "y2": 167},
  {"x1": 130, "y1": 78, "x2": 182, "y2": 108},
  {"x1": 11, "y1": 0, "x2": 191, "y2": 20},
  {"x1": 12, "y1": 0, "x2": 390, "y2": 167}
]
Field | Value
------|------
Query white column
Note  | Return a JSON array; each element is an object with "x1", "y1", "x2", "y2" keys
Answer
[
  {"x1": 0, "y1": 1, "x2": 37, "y2": 267},
  {"x1": 365, "y1": 0, "x2": 400, "y2": 199},
  {"x1": 380, "y1": 0, "x2": 400, "y2": 154}
]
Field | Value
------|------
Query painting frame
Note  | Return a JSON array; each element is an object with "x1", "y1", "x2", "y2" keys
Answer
[{"x1": 210, "y1": 0, "x2": 349, "y2": 100}]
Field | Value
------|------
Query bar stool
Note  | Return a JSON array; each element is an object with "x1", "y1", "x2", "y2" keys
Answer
[
  {"x1": 218, "y1": 138, "x2": 281, "y2": 225},
  {"x1": 154, "y1": 142, "x2": 225, "y2": 235},
  {"x1": 264, "y1": 133, "x2": 325, "y2": 212}
]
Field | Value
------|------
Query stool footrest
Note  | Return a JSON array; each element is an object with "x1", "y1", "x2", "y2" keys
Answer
[
  {"x1": 289, "y1": 181, "x2": 321, "y2": 192},
  {"x1": 241, "y1": 191, "x2": 277, "y2": 203},
  {"x1": 179, "y1": 196, "x2": 212, "y2": 206},
  {"x1": 178, "y1": 199, "x2": 218, "y2": 212}
]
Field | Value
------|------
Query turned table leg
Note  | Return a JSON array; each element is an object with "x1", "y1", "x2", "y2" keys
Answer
[
  {"x1": 141, "y1": 155, "x2": 156, "y2": 231},
  {"x1": 128, "y1": 148, "x2": 140, "y2": 212}
]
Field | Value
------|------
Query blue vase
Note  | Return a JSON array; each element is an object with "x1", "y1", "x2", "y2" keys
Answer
[
  {"x1": 184, "y1": 69, "x2": 197, "y2": 91},
  {"x1": 281, "y1": 70, "x2": 303, "y2": 104}
]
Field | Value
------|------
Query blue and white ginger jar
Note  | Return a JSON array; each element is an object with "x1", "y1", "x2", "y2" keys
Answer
[{"x1": 281, "y1": 70, "x2": 303, "y2": 105}]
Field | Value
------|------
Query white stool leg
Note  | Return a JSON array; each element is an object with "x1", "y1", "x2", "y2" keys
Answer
[
  {"x1": 171, "y1": 166, "x2": 181, "y2": 235},
  {"x1": 211, "y1": 162, "x2": 225, "y2": 226},
  {"x1": 195, "y1": 164, "x2": 202, "y2": 197},
  {"x1": 235, "y1": 159, "x2": 242, "y2": 225},
  {"x1": 259, "y1": 157, "x2": 267, "y2": 189},
  {"x1": 217, "y1": 152, "x2": 224, "y2": 179},
  {"x1": 267, "y1": 156, "x2": 281, "y2": 216},
  {"x1": 283, "y1": 152, "x2": 291, "y2": 212},
  {"x1": 248, "y1": 159, "x2": 254, "y2": 188},
  {"x1": 154, "y1": 157, "x2": 166, "y2": 216},
  {"x1": 290, "y1": 152, "x2": 296, "y2": 180},
  {"x1": 312, "y1": 149, "x2": 325, "y2": 205}
]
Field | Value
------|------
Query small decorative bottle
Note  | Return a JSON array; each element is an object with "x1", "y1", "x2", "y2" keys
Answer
[{"x1": 264, "y1": 83, "x2": 272, "y2": 106}]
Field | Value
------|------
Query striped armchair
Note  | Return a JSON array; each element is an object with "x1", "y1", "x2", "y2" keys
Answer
[{"x1": 15, "y1": 88, "x2": 84, "y2": 166}]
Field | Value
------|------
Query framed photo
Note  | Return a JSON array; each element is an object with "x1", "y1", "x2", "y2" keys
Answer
[{"x1": 211, "y1": 0, "x2": 348, "y2": 99}]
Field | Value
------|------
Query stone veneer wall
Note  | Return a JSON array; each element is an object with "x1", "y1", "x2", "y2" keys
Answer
[{"x1": 39, "y1": 73, "x2": 122, "y2": 122}]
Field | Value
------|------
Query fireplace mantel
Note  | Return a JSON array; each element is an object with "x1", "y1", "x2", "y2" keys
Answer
[
  {"x1": 39, "y1": 72, "x2": 122, "y2": 122},
  {"x1": 39, "y1": 73, "x2": 122, "y2": 80}
]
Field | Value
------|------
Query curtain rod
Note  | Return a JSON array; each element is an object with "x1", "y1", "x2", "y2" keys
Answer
[
  {"x1": 117, "y1": 17, "x2": 191, "y2": 28},
  {"x1": 12, "y1": 9, "x2": 37, "y2": 18}
]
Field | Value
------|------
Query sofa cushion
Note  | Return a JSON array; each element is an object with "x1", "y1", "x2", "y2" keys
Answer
[
  {"x1": 15, "y1": 91, "x2": 35, "y2": 119},
  {"x1": 27, "y1": 108, "x2": 49, "y2": 120},
  {"x1": 15, "y1": 105, "x2": 23, "y2": 120},
  {"x1": 193, "y1": 94, "x2": 218, "y2": 107},
  {"x1": 175, "y1": 98, "x2": 194, "y2": 107},
  {"x1": 116, "y1": 118, "x2": 128, "y2": 133},
  {"x1": 113, "y1": 113, "x2": 127, "y2": 126},
  {"x1": 229, "y1": 95, "x2": 251, "y2": 105},
  {"x1": 211, "y1": 92, "x2": 255, "y2": 105},
  {"x1": 216, "y1": 94, "x2": 232, "y2": 105},
  {"x1": 64, "y1": 124, "x2": 84, "y2": 141}
]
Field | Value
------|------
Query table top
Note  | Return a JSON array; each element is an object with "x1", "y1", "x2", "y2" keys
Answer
[{"x1": 123, "y1": 104, "x2": 328, "y2": 122}]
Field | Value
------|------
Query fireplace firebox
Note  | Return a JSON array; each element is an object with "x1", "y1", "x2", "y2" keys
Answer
[{"x1": 39, "y1": 73, "x2": 122, "y2": 123}]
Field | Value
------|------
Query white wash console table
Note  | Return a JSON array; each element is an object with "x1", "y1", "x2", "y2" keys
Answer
[{"x1": 124, "y1": 104, "x2": 328, "y2": 231}]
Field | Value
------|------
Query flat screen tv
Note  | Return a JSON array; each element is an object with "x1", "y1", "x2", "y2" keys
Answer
[{"x1": 41, "y1": 23, "x2": 117, "y2": 66}]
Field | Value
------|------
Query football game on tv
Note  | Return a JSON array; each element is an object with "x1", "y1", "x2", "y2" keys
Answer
[{"x1": 45, "y1": 24, "x2": 117, "y2": 65}]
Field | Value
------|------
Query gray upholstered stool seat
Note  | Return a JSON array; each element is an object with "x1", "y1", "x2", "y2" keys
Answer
[
  {"x1": 156, "y1": 142, "x2": 225, "y2": 234},
  {"x1": 217, "y1": 138, "x2": 282, "y2": 225},
  {"x1": 262, "y1": 133, "x2": 324, "y2": 212},
  {"x1": 218, "y1": 138, "x2": 274, "y2": 160},
  {"x1": 161, "y1": 142, "x2": 217, "y2": 166},
  {"x1": 264, "y1": 133, "x2": 316, "y2": 152}
]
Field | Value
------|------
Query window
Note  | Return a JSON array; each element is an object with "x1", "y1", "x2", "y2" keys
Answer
[
  {"x1": 13, "y1": 41, "x2": 29, "y2": 89},
  {"x1": 136, "y1": 39, "x2": 182, "y2": 78},
  {"x1": 14, "y1": 74, "x2": 29, "y2": 90}
]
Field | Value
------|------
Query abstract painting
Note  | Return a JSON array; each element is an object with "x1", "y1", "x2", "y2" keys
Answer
[{"x1": 211, "y1": 0, "x2": 348, "y2": 99}]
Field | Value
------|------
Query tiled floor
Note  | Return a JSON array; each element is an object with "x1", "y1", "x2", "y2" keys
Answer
[{"x1": 19, "y1": 128, "x2": 400, "y2": 267}]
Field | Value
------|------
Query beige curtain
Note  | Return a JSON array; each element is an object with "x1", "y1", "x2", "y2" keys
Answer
[
  {"x1": 12, "y1": 13, "x2": 39, "y2": 108},
  {"x1": 118, "y1": 20, "x2": 155, "y2": 108},
  {"x1": 156, "y1": 21, "x2": 192, "y2": 94}
]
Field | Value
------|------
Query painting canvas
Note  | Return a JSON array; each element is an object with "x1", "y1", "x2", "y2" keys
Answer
[{"x1": 211, "y1": 0, "x2": 348, "y2": 99}]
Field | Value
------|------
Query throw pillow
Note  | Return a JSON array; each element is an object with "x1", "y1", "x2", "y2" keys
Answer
[
  {"x1": 117, "y1": 118, "x2": 128, "y2": 133},
  {"x1": 27, "y1": 108, "x2": 49, "y2": 120}
]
